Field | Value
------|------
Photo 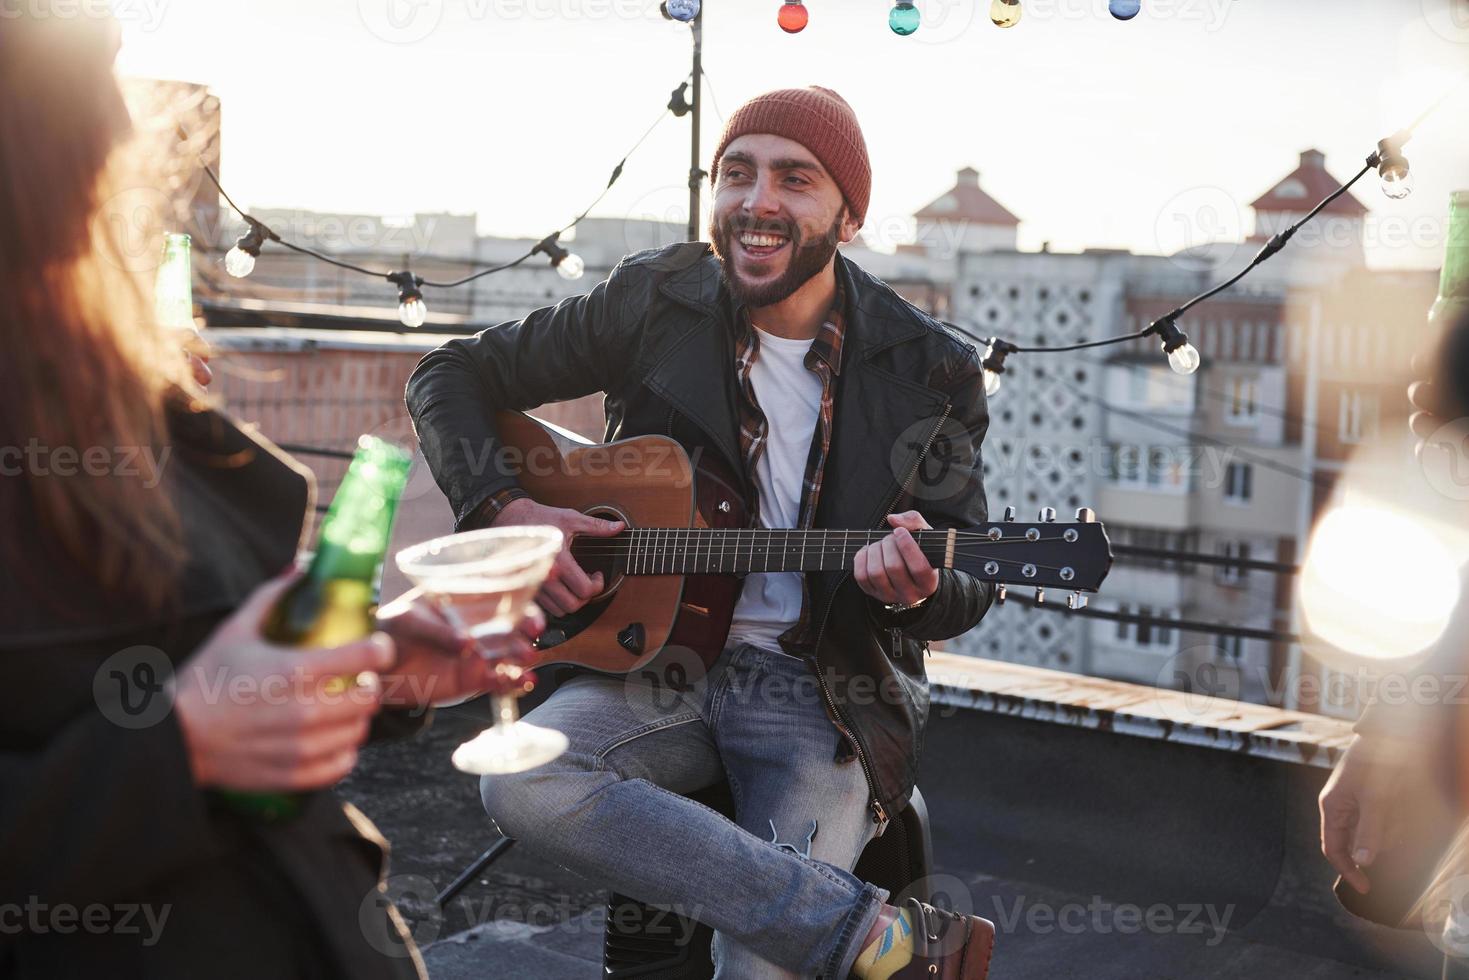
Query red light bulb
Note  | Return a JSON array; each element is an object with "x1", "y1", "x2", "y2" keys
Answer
[{"x1": 777, "y1": 1, "x2": 808, "y2": 33}]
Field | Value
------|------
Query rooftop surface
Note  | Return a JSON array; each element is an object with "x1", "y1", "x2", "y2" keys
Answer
[{"x1": 342, "y1": 658, "x2": 1443, "y2": 980}]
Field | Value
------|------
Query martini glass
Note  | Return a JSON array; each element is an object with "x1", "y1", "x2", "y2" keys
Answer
[{"x1": 395, "y1": 526, "x2": 567, "y2": 774}]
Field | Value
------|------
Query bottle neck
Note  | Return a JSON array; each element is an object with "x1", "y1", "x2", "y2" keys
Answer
[
  {"x1": 304, "y1": 438, "x2": 411, "y2": 590},
  {"x1": 1439, "y1": 195, "x2": 1469, "y2": 301}
]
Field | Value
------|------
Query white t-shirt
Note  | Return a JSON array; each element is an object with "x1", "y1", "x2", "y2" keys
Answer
[{"x1": 726, "y1": 326, "x2": 823, "y2": 654}]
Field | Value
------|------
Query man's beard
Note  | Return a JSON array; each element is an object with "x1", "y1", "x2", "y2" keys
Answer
[{"x1": 710, "y1": 212, "x2": 843, "y2": 309}]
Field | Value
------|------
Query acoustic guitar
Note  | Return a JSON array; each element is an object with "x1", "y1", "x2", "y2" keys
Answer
[{"x1": 388, "y1": 410, "x2": 1113, "y2": 673}]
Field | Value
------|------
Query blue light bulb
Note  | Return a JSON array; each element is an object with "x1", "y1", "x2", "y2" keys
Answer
[
  {"x1": 1109, "y1": 0, "x2": 1140, "y2": 19},
  {"x1": 665, "y1": 0, "x2": 700, "y2": 21},
  {"x1": 889, "y1": 0, "x2": 920, "y2": 35}
]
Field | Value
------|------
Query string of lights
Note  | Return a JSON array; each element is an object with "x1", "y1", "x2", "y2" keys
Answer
[
  {"x1": 197, "y1": 102, "x2": 673, "y2": 327},
  {"x1": 767, "y1": 0, "x2": 1149, "y2": 35},
  {"x1": 947, "y1": 106, "x2": 1442, "y2": 396}
]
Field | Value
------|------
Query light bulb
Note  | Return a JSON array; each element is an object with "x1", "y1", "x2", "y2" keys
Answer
[
  {"x1": 557, "y1": 252, "x2": 585, "y2": 280},
  {"x1": 1167, "y1": 342, "x2": 1201, "y2": 375},
  {"x1": 1109, "y1": 0, "x2": 1140, "y2": 19},
  {"x1": 889, "y1": 1, "x2": 920, "y2": 35},
  {"x1": 778, "y1": 0, "x2": 808, "y2": 33},
  {"x1": 665, "y1": 0, "x2": 699, "y2": 22},
  {"x1": 399, "y1": 297, "x2": 428, "y2": 328},
  {"x1": 224, "y1": 245, "x2": 257, "y2": 278},
  {"x1": 990, "y1": 0, "x2": 1021, "y2": 28},
  {"x1": 983, "y1": 367, "x2": 1003, "y2": 397},
  {"x1": 1380, "y1": 167, "x2": 1414, "y2": 200}
]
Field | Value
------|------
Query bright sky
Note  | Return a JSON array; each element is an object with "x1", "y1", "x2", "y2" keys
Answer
[{"x1": 115, "y1": 0, "x2": 1469, "y2": 270}]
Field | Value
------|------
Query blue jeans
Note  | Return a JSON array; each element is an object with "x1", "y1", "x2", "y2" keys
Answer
[{"x1": 479, "y1": 643, "x2": 889, "y2": 979}]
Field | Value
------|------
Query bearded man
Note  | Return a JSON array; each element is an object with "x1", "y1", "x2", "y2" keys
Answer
[{"x1": 407, "y1": 86, "x2": 997, "y2": 979}]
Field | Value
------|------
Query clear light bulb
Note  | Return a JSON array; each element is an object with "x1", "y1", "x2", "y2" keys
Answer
[
  {"x1": 665, "y1": 0, "x2": 700, "y2": 21},
  {"x1": 990, "y1": 0, "x2": 1021, "y2": 28},
  {"x1": 1166, "y1": 342, "x2": 1201, "y2": 375},
  {"x1": 557, "y1": 252, "x2": 585, "y2": 280},
  {"x1": 1380, "y1": 167, "x2": 1414, "y2": 200},
  {"x1": 1108, "y1": 0, "x2": 1140, "y2": 19},
  {"x1": 224, "y1": 245, "x2": 257, "y2": 278},
  {"x1": 983, "y1": 367, "x2": 1003, "y2": 397},
  {"x1": 778, "y1": 0, "x2": 809, "y2": 33},
  {"x1": 889, "y1": 0, "x2": 920, "y2": 35},
  {"x1": 399, "y1": 297, "x2": 428, "y2": 328}
]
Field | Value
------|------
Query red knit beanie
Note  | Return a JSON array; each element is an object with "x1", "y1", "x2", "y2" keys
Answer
[{"x1": 709, "y1": 86, "x2": 872, "y2": 226}]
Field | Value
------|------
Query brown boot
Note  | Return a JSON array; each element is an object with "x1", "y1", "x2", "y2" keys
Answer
[{"x1": 884, "y1": 897, "x2": 996, "y2": 979}]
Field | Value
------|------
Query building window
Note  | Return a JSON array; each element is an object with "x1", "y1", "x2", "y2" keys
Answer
[
  {"x1": 1338, "y1": 391, "x2": 1379, "y2": 444},
  {"x1": 1113, "y1": 365, "x2": 1194, "y2": 412},
  {"x1": 1225, "y1": 377, "x2": 1258, "y2": 425},
  {"x1": 1106, "y1": 525, "x2": 1200, "y2": 571},
  {"x1": 1224, "y1": 462, "x2": 1253, "y2": 504},
  {"x1": 1109, "y1": 445, "x2": 1190, "y2": 494},
  {"x1": 1115, "y1": 445, "x2": 1140, "y2": 485},
  {"x1": 1114, "y1": 604, "x2": 1178, "y2": 652},
  {"x1": 1218, "y1": 635, "x2": 1244, "y2": 660},
  {"x1": 1216, "y1": 540, "x2": 1251, "y2": 585}
]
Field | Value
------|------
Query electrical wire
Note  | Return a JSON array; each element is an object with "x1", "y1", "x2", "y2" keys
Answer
[{"x1": 191, "y1": 104, "x2": 671, "y2": 292}]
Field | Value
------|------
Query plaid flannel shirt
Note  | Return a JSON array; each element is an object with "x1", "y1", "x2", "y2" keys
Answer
[
  {"x1": 734, "y1": 284, "x2": 847, "y2": 656},
  {"x1": 471, "y1": 286, "x2": 849, "y2": 656}
]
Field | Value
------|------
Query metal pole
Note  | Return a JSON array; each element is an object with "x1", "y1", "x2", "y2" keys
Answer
[
  {"x1": 435, "y1": 837, "x2": 516, "y2": 908},
  {"x1": 686, "y1": 6, "x2": 703, "y2": 243}
]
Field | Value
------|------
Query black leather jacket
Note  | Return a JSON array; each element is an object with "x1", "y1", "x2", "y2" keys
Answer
[{"x1": 405, "y1": 241, "x2": 994, "y2": 822}]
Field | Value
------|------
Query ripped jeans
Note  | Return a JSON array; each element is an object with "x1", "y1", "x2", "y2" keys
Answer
[{"x1": 479, "y1": 643, "x2": 889, "y2": 979}]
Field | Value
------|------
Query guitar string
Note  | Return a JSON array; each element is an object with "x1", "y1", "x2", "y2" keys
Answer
[
  {"x1": 563, "y1": 547, "x2": 1078, "y2": 575},
  {"x1": 566, "y1": 531, "x2": 1077, "y2": 553}
]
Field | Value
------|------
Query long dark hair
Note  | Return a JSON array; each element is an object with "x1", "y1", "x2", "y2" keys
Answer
[{"x1": 0, "y1": 10, "x2": 206, "y2": 610}]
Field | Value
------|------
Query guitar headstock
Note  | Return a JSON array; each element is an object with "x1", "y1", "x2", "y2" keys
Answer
[{"x1": 951, "y1": 506, "x2": 1112, "y2": 608}]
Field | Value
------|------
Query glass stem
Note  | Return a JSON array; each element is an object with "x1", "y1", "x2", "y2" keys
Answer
[{"x1": 492, "y1": 693, "x2": 521, "y2": 730}]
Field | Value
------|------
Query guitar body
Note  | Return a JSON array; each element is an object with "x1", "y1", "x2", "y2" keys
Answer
[
  {"x1": 493, "y1": 411, "x2": 748, "y2": 673},
  {"x1": 387, "y1": 410, "x2": 1109, "y2": 677}
]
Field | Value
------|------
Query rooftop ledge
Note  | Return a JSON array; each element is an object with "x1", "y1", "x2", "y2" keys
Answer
[{"x1": 926, "y1": 651, "x2": 1354, "y2": 770}]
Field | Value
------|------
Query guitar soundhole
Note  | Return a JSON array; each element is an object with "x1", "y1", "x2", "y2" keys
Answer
[
  {"x1": 572, "y1": 505, "x2": 628, "y2": 602},
  {"x1": 539, "y1": 506, "x2": 629, "y2": 650}
]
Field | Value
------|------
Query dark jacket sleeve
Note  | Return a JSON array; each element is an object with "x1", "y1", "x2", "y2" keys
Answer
[
  {"x1": 872, "y1": 341, "x2": 994, "y2": 642},
  {"x1": 404, "y1": 257, "x2": 644, "y2": 529},
  {"x1": 0, "y1": 683, "x2": 217, "y2": 908}
]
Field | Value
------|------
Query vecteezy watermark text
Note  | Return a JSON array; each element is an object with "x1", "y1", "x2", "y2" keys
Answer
[
  {"x1": 990, "y1": 894, "x2": 1234, "y2": 946},
  {"x1": 0, "y1": 897, "x2": 171, "y2": 946},
  {"x1": 0, "y1": 0, "x2": 169, "y2": 31},
  {"x1": 0, "y1": 441, "x2": 171, "y2": 487}
]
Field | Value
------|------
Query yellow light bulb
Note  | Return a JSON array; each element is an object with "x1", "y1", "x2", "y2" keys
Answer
[{"x1": 990, "y1": 0, "x2": 1021, "y2": 28}]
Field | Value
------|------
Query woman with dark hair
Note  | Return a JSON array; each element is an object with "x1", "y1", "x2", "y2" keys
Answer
[{"x1": 0, "y1": 11, "x2": 519, "y2": 977}]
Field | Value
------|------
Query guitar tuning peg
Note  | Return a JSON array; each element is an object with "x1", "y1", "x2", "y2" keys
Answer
[
  {"x1": 995, "y1": 584, "x2": 1007, "y2": 605},
  {"x1": 1067, "y1": 592, "x2": 1088, "y2": 610},
  {"x1": 1039, "y1": 507, "x2": 1056, "y2": 522},
  {"x1": 1003, "y1": 506, "x2": 1016, "y2": 521},
  {"x1": 1035, "y1": 587, "x2": 1046, "y2": 605},
  {"x1": 1074, "y1": 507, "x2": 1096, "y2": 523}
]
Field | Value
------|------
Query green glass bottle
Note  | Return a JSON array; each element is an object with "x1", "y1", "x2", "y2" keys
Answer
[
  {"x1": 1429, "y1": 191, "x2": 1469, "y2": 329},
  {"x1": 154, "y1": 232, "x2": 195, "y2": 330},
  {"x1": 216, "y1": 435, "x2": 413, "y2": 821}
]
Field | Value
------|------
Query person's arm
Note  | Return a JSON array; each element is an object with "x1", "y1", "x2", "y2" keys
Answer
[
  {"x1": 405, "y1": 258, "x2": 649, "y2": 531},
  {"x1": 857, "y1": 341, "x2": 994, "y2": 642},
  {"x1": 1, "y1": 577, "x2": 391, "y2": 909},
  {"x1": 0, "y1": 688, "x2": 219, "y2": 909}
]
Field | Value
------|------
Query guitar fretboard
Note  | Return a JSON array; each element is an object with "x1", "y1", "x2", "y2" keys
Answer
[{"x1": 576, "y1": 528, "x2": 954, "y2": 576}]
